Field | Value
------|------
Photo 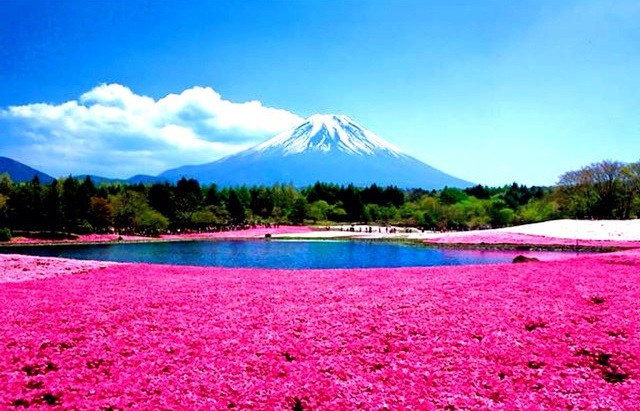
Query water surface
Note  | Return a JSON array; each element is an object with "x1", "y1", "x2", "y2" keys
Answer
[{"x1": 0, "y1": 239, "x2": 577, "y2": 269}]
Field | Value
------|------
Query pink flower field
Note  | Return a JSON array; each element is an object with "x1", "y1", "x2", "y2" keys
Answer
[
  {"x1": 1, "y1": 248, "x2": 639, "y2": 410},
  {"x1": 424, "y1": 231, "x2": 640, "y2": 250},
  {"x1": 8, "y1": 226, "x2": 314, "y2": 246},
  {"x1": 0, "y1": 255, "x2": 115, "y2": 283}
]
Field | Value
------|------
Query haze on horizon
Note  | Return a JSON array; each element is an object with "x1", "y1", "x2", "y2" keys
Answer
[{"x1": 1, "y1": 0, "x2": 639, "y2": 187}]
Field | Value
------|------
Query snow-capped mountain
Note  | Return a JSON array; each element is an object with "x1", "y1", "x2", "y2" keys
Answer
[
  {"x1": 249, "y1": 114, "x2": 403, "y2": 157},
  {"x1": 160, "y1": 114, "x2": 473, "y2": 189}
]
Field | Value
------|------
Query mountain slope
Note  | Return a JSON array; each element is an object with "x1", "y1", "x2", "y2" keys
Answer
[
  {"x1": 162, "y1": 114, "x2": 474, "y2": 189},
  {"x1": 74, "y1": 174, "x2": 165, "y2": 185},
  {"x1": 0, "y1": 156, "x2": 55, "y2": 184}
]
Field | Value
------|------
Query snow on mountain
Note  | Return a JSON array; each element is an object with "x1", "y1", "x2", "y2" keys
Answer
[
  {"x1": 159, "y1": 114, "x2": 474, "y2": 189},
  {"x1": 250, "y1": 114, "x2": 404, "y2": 157}
]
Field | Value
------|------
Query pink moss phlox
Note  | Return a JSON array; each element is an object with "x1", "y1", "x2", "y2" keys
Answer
[
  {"x1": 7, "y1": 227, "x2": 313, "y2": 246},
  {"x1": 0, "y1": 254, "x2": 114, "y2": 283},
  {"x1": 425, "y1": 231, "x2": 640, "y2": 249},
  {"x1": 1, "y1": 250, "x2": 639, "y2": 409}
]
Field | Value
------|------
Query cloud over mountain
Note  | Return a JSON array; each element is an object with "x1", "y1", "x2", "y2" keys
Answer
[{"x1": 0, "y1": 84, "x2": 303, "y2": 178}]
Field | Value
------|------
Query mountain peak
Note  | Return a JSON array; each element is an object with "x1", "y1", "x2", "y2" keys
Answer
[
  {"x1": 306, "y1": 113, "x2": 351, "y2": 124},
  {"x1": 250, "y1": 113, "x2": 404, "y2": 157},
  {"x1": 160, "y1": 113, "x2": 474, "y2": 189}
]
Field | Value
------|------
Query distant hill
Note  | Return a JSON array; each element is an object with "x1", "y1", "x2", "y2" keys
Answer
[
  {"x1": 75, "y1": 174, "x2": 165, "y2": 185},
  {"x1": 125, "y1": 174, "x2": 166, "y2": 185},
  {"x1": 0, "y1": 156, "x2": 55, "y2": 184},
  {"x1": 0, "y1": 157, "x2": 164, "y2": 186},
  {"x1": 160, "y1": 114, "x2": 474, "y2": 189}
]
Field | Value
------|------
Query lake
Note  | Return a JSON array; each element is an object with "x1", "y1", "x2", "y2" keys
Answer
[{"x1": 0, "y1": 239, "x2": 576, "y2": 269}]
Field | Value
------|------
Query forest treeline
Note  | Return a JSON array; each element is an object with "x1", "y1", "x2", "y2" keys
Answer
[{"x1": 0, "y1": 159, "x2": 639, "y2": 239}]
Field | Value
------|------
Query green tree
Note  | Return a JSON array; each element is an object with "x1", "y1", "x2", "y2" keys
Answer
[
  {"x1": 464, "y1": 184, "x2": 491, "y2": 199},
  {"x1": 439, "y1": 187, "x2": 468, "y2": 205},
  {"x1": 250, "y1": 186, "x2": 274, "y2": 219},
  {"x1": 327, "y1": 203, "x2": 348, "y2": 222},
  {"x1": 0, "y1": 173, "x2": 13, "y2": 196},
  {"x1": 7, "y1": 177, "x2": 45, "y2": 230},
  {"x1": 0, "y1": 227, "x2": 11, "y2": 241},
  {"x1": 61, "y1": 176, "x2": 93, "y2": 230},
  {"x1": 517, "y1": 198, "x2": 560, "y2": 224},
  {"x1": 416, "y1": 195, "x2": 444, "y2": 230},
  {"x1": 271, "y1": 184, "x2": 299, "y2": 221},
  {"x1": 488, "y1": 198, "x2": 515, "y2": 227},
  {"x1": 0, "y1": 174, "x2": 11, "y2": 229},
  {"x1": 43, "y1": 180, "x2": 64, "y2": 231},
  {"x1": 291, "y1": 197, "x2": 308, "y2": 224},
  {"x1": 148, "y1": 183, "x2": 176, "y2": 221},
  {"x1": 136, "y1": 208, "x2": 169, "y2": 236},
  {"x1": 455, "y1": 197, "x2": 491, "y2": 229},
  {"x1": 341, "y1": 184, "x2": 365, "y2": 221},
  {"x1": 226, "y1": 189, "x2": 246, "y2": 224},
  {"x1": 621, "y1": 161, "x2": 640, "y2": 218},
  {"x1": 110, "y1": 190, "x2": 156, "y2": 233},
  {"x1": 556, "y1": 160, "x2": 626, "y2": 219},
  {"x1": 204, "y1": 184, "x2": 222, "y2": 207},
  {"x1": 88, "y1": 197, "x2": 113, "y2": 232},
  {"x1": 191, "y1": 207, "x2": 223, "y2": 228},
  {"x1": 110, "y1": 189, "x2": 168, "y2": 235},
  {"x1": 174, "y1": 178, "x2": 202, "y2": 226},
  {"x1": 304, "y1": 182, "x2": 339, "y2": 204},
  {"x1": 307, "y1": 200, "x2": 330, "y2": 222}
]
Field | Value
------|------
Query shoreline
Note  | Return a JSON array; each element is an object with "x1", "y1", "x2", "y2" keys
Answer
[
  {"x1": 1, "y1": 226, "x2": 315, "y2": 247},
  {"x1": 2, "y1": 234, "x2": 632, "y2": 252},
  {"x1": 1, "y1": 219, "x2": 639, "y2": 286}
]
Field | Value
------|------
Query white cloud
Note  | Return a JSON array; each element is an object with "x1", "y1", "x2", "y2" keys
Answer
[{"x1": 0, "y1": 83, "x2": 303, "y2": 178}]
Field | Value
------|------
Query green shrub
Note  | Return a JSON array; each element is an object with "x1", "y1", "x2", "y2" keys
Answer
[
  {"x1": 0, "y1": 227, "x2": 11, "y2": 242},
  {"x1": 75, "y1": 220, "x2": 94, "y2": 234}
]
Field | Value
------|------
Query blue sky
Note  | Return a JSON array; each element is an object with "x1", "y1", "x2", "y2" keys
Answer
[{"x1": 1, "y1": 0, "x2": 639, "y2": 186}]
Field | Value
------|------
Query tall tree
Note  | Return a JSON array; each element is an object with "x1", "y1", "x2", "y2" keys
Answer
[
  {"x1": 173, "y1": 178, "x2": 202, "y2": 227},
  {"x1": 148, "y1": 183, "x2": 176, "y2": 221},
  {"x1": 43, "y1": 179, "x2": 64, "y2": 231},
  {"x1": 556, "y1": 160, "x2": 626, "y2": 218},
  {"x1": 204, "y1": 184, "x2": 222, "y2": 207},
  {"x1": 88, "y1": 197, "x2": 113, "y2": 232},
  {"x1": 439, "y1": 187, "x2": 468, "y2": 205},
  {"x1": 250, "y1": 186, "x2": 274, "y2": 219},
  {"x1": 61, "y1": 176, "x2": 91, "y2": 230},
  {"x1": 226, "y1": 189, "x2": 246, "y2": 224},
  {"x1": 110, "y1": 190, "x2": 167, "y2": 235},
  {"x1": 291, "y1": 197, "x2": 308, "y2": 224},
  {"x1": 341, "y1": 184, "x2": 365, "y2": 221},
  {"x1": 621, "y1": 161, "x2": 640, "y2": 218}
]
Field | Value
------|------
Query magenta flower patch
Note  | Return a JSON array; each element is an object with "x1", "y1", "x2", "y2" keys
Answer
[{"x1": 1, "y1": 250, "x2": 639, "y2": 409}]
